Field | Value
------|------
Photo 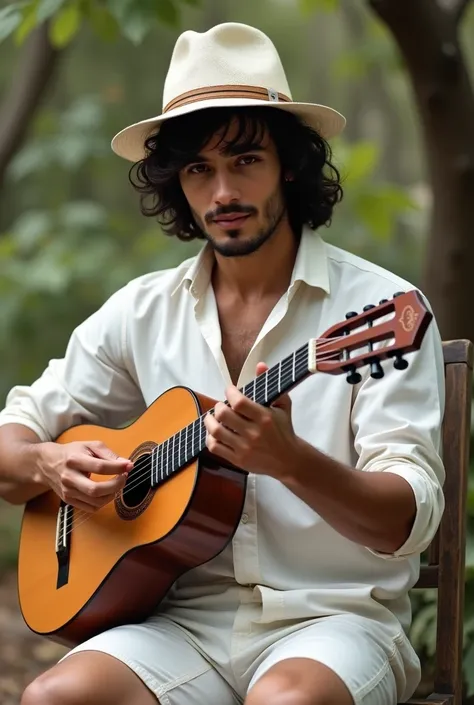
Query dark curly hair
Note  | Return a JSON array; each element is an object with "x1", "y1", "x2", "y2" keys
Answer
[{"x1": 129, "y1": 106, "x2": 343, "y2": 241}]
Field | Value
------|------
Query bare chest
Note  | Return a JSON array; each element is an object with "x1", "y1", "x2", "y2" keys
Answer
[{"x1": 217, "y1": 302, "x2": 278, "y2": 385}]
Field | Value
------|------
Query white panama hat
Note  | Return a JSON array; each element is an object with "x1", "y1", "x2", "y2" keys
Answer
[{"x1": 111, "y1": 22, "x2": 346, "y2": 163}]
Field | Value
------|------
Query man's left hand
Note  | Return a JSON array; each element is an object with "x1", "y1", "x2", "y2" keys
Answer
[{"x1": 204, "y1": 362, "x2": 298, "y2": 478}]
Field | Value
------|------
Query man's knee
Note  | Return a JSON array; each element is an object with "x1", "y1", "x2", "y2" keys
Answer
[
  {"x1": 20, "y1": 652, "x2": 158, "y2": 705},
  {"x1": 21, "y1": 670, "x2": 76, "y2": 705},
  {"x1": 246, "y1": 668, "x2": 313, "y2": 705},
  {"x1": 245, "y1": 659, "x2": 354, "y2": 705}
]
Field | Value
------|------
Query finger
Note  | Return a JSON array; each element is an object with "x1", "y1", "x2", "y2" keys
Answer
[
  {"x1": 255, "y1": 361, "x2": 291, "y2": 412},
  {"x1": 213, "y1": 402, "x2": 250, "y2": 434},
  {"x1": 67, "y1": 453, "x2": 132, "y2": 477},
  {"x1": 62, "y1": 469, "x2": 127, "y2": 499},
  {"x1": 255, "y1": 361, "x2": 269, "y2": 376},
  {"x1": 225, "y1": 386, "x2": 262, "y2": 421},
  {"x1": 205, "y1": 433, "x2": 236, "y2": 464},
  {"x1": 85, "y1": 441, "x2": 133, "y2": 471},
  {"x1": 205, "y1": 412, "x2": 238, "y2": 449},
  {"x1": 272, "y1": 393, "x2": 292, "y2": 413}
]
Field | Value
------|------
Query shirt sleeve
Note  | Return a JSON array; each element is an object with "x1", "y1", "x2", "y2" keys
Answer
[
  {"x1": 0, "y1": 283, "x2": 145, "y2": 441},
  {"x1": 350, "y1": 306, "x2": 446, "y2": 561}
]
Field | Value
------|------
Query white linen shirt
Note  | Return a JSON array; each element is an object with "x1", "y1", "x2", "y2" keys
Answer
[{"x1": 0, "y1": 227, "x2": 445, "y2": 635}]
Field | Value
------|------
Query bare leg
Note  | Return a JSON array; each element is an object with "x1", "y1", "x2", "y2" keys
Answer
[
  {"x1": 245, "y1": 658, "x2": 354, "y2": 705},
  {"x1": 21, "y1": 651, "x2": 158, "y2": 705}
]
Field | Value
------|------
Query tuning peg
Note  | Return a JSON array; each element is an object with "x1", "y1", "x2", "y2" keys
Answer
[
  {"x1": 393, "y1": 353, "x2": 409, "y2": 370},
  {"x1": 346, "y1": 368, "x2": 362, "y2": 385},
  {"x1": 370, "y1": 359, "x2": 384, "y2": 379},
  {"x1": 379, "y1": 298, "x2": 388, "y2": 305},
  {"x1": 345, "y1": 311, "x2": 358, "y2": 319},
  {"x1": 393, "y1": 291, "x2": 405, "y2": 298},
  {"x1": 363, "y1": 304, "x2": 375, "y2": 311}
]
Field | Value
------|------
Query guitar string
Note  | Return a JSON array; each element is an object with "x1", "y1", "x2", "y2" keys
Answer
[
  {"x1": 73, "y1": 333, "x2": 356, "y2": 511},
  {"x1": 62, "y1": 351, "x2": 317, "y2": 538},
  {"x1": 64, "y1": 330, "x2": 385, "y2": 540},
  {"x1": 95, "y1": 332, "x2": 354, "y2": 501},
  {"x1": 60, "y1": 337, "x2": 361, "y2": 540}
]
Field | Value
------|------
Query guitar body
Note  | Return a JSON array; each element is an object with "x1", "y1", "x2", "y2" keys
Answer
[{"x1": 17, "y1": 386, "x2": 247, "y2": 647}]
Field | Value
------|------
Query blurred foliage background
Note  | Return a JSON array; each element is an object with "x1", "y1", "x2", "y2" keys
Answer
[{"x1": 0, "y1": 0, "x2": 474, "y2": 699}]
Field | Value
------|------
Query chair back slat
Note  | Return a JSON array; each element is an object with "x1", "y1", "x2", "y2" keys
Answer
[{"x1": 430, "y1": 340, "x2": 472, "y2": 703}]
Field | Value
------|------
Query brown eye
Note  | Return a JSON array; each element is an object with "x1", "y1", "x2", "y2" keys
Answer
[
  {"x1": 238, "y1": 156, "x2": 258, "y2": 166},
  {"x1": 188, "y1": 164, "x2": 208, "y2": 175}
]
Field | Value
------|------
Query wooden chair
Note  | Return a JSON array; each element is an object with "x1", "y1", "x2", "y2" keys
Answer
[{"x1": 402, "y1": 339, "x2": 473, "y2": 705}]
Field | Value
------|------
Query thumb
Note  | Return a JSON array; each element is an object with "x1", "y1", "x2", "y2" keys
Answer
[{"x1": 255, "y1": 362, "x2": 292, "y2": 413}]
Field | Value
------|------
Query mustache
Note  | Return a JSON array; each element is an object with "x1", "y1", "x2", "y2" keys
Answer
[{"x1": 205, "y1": 204, "x2": 257, "y2": 224}]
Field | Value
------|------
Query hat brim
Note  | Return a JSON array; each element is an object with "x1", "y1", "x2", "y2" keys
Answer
[{"x1": 111, "y1": 98, "x2": 346, "y2": 163}]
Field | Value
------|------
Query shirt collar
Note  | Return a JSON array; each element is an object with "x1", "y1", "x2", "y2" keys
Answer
[{"x1": 171, "y1": 225, "x2": 331, "y2": 300}]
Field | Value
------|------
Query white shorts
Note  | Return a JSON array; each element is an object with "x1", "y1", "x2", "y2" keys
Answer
[{"x1": 61, "y1": 584, "x2": 420, "y2": 705}]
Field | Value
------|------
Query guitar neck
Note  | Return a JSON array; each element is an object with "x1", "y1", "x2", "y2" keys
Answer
[{"x1": 150, "y1": 342, "x2": 313, "y2": 485}]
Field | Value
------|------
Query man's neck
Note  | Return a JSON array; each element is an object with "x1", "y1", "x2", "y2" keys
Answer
[{"x1": 211, "y1": 222, "x2": 299, "y2": 304}]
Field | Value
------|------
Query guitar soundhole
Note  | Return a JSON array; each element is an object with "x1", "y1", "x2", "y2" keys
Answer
[
  {"x1": 115, "y1": 448, "x2": 156, "y2": 520},
  {"x1": 122, "y1": 454, "x2": 152, "y2": 509}
]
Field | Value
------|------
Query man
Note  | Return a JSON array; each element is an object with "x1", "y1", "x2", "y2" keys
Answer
[{"x1": 0, "y1": 22, "x2": 445, "y2": 705}]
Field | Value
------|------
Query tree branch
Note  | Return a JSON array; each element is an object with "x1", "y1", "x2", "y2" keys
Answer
[
  {"x1": 437, "y1": 0, "x2": 472, "y2": 24},
  {"x1": 0, "y1": 23, "x2": 60, "y2": 190}
]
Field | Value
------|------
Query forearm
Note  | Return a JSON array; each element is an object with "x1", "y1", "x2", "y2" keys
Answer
[
  {"x1": 281, "y1": 437, "x2": 416, "y2": 554},
  {"x1": 0, "y1": 424, "x2": 49, "y2": 504}
]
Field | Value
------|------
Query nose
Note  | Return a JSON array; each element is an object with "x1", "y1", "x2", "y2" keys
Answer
[{"x1": 212, "y1": 169, "x2": 240, "y2": 206}]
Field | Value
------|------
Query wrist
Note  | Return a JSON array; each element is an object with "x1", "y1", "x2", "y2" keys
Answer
[{"x1": 21, "y1": 440, "x2": 52, "y2": 485}]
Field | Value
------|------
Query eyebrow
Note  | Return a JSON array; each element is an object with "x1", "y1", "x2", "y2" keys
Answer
[{"x1": 187, "y1": 142, "x2": 267, "y2": 164}]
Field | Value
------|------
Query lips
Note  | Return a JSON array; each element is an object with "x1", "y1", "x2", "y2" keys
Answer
[{"x1": 213, "y1": 213, "x2": 251, "y2": 229}]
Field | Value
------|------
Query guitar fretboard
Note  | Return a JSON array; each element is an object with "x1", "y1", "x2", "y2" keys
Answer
[{"x1": 149, "y1": 342, "x2": 311, "y2": 487}]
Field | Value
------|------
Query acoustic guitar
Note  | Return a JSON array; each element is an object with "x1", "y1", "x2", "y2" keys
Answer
[{"x1": 17, "y1": 289, "x2": 432, "y2": 647}]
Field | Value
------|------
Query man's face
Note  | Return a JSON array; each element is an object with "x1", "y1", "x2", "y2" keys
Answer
[{"x1": 179, "y1": 119, "x2": 287, "y2": 257}]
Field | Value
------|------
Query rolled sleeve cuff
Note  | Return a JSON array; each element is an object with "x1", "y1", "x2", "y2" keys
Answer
[
  {"x1": 0, "y1": 414, "x2": 51, "y2": 442},
  {"x1": 366, "y1": 464, "x2": 445, "y2": 561}
]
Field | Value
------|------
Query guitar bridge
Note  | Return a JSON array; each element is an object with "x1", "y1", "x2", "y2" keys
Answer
[{"x1": 55, "y1": 501, "x2": 73, "y2": 589}]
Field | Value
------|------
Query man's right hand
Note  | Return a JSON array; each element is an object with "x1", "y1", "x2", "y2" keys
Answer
[{"x1": 38, "y1": 440, "x2": 133, "y2": 513}]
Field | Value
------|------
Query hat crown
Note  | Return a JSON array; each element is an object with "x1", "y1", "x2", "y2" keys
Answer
[{"x1": 162, "y1": 23, "x2": 293, "y2": 110}]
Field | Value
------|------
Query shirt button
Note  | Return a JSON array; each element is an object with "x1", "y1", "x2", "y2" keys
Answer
[{"x1": 241, "y1": 513, "x2": 249, "y2": 524}]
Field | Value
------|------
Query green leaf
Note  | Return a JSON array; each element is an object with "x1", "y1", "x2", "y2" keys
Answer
[
  {"x1": 37, "y1": 0, "x2": 66, "y2": 22},
  {"x1": 0, "y1": 3, "x2": 25, "y2": 43},
  {"x1": 344, "y1": 142, "x2": 379, "y2": 183},
  {"x1": 299, "y1": 0, "x2": 339, "y2": 14},
  {"x1": 154, "y1": 0, "x2": 180, "y2": 26},
  {"x1": 86, "y1": 3, "x2": 119, "y2": 42},
  {"x1": 179, "y1": 0, "x2": 200, "y2": 6},
  {"x1": 14, "y1": 4, "x2": 37, "y2": 43},
  {"x1": 355, "y1": 192, "x2": 393, "y2": 241},
  {"x1": 49, "y1": 1, "x2": 81, "y2": 47},
  {"x1": 107, "y1": 0, "x2": 181, "y2": 40}
]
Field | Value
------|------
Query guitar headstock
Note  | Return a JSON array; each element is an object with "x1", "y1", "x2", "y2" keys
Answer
[{"x1": 309, "y1": 290, "x2": 433, "y2": 384}]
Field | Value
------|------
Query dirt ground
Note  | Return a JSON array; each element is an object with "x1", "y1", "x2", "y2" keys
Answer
[{"x1": 0, "y1": 569, "x2": 68, "y2": 704}]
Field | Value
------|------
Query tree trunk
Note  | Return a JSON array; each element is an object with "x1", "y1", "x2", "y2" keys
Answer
[
  {"x1": 0, "y1": 23, "x2": 59, "y2": 193},
  {"x1": 368, "y1": 0, "x2": 474, "y2": 344}
]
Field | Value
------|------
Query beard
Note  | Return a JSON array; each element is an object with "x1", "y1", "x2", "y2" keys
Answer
[{"x1": 191, "y1": 187, "x2": 287, "y2": 258}]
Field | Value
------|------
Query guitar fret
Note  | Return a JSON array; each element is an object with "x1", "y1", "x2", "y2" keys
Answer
[
  {"x1": 159, "y1": 441, "x2": 163, "y2": 482},
  {"x1": 153, "y1": 344, "x2": 312, "y2": 484},
  {"x1": 151, "y1": 447, "x2": 157, "y2": 485},
  {"x1": 167, "y1": 438, "x2": 172, "y2": 478}
]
